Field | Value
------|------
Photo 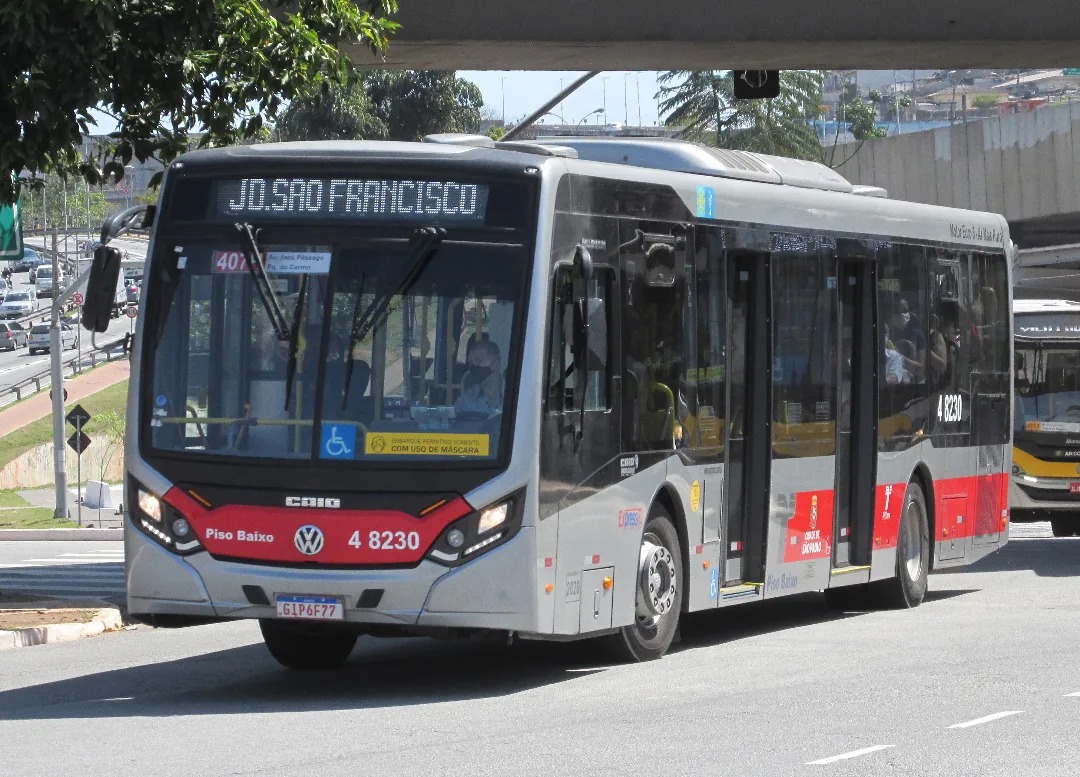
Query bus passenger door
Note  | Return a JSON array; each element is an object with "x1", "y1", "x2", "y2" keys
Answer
[
  {"x1": 723, "y1": 251, "x2": 770, "y2": 585},
  {"x1": 834, "y1": 258, "x2": 877, "y2": 568}
]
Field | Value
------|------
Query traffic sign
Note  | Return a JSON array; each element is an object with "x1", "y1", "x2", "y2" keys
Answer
[
  {"x1": 67, "y1": 431, "x2": 92, "y2": 455},
  {"x1": 50, "y1": 387, "x2": 68, "y2": 402},
  {"x1": 72, "y1": 292, "x2": 84, "y2": 305},
  {"x1": 126, "y1": 306, "x2": 138, "y2": 319},
  {"x1": 66, "y1": 403, "x2": 91, "y2": 428}
]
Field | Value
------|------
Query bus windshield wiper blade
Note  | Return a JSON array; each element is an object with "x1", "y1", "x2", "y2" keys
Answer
[
  {"x1": 235, "y1": 222, "x2": 289, "y2": 341},
  {"x1": 284, "y1": 274, "x2": 308, "y2": 411},
  {"x1": 353, "y1": 226, "x2": 446, "y2": 345}
]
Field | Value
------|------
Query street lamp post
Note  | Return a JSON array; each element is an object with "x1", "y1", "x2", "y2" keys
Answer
[
  {"x1": 501, "y1": 76, "x2": 507, "y2": 125},
  {"x1": 579, "y1": 108, "x2": 604, "y2": 125}
]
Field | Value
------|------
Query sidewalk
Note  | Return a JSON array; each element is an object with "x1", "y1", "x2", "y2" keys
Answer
[{"x1": 0, "y1": 359, "x2": 131, "y2": 437}]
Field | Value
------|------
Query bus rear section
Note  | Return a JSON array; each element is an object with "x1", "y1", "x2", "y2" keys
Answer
[{"x1": 1012, "y1": 299, "x2": 1080, "y2": 536}]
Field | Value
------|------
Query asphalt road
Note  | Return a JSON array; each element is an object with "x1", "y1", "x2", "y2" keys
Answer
[
  {"x1": 1, "y1": 524, "x2": 1077, "y2": 776},
  {"x1": 0, "y1": 541, "x2": 124, "y2": 603},
  {"x1": 0, "y1": 270, "x2": 135, "y2": 399}
]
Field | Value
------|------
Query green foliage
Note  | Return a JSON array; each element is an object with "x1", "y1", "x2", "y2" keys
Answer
[
  {"x1": 971, "y1": 94, "x2": 1002, "y2": 111},
  {"x1": 658, "y1": 71, "x2": 826, "y2": 162},
  {"x1": 840, "y1": 97, "x2": 887, "y2": 141},
  {"x1": 486, "y1": 125, "x2": 507, "y2": 141},
  {"x1": 0, "y1": 0, "x2": 400, "y2": 204},
  {"x1": 19, "y1": 177, "x2": 110, "y2": 234},
  {"x1": 274, "y1": 70, "x2": 484, "y2": 143}
]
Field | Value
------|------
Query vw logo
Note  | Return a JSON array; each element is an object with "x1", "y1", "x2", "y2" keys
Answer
[{"x1": 294, "y1": 525, "x2": 325, "y2": 556}]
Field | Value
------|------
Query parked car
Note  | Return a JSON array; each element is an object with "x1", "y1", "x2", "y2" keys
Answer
[
  {"x1": 28, "y1": 323, "x2": 78, "y2": 354},
  {"x1": 0, "y1": 322, "x2": 27, "y2": 350},
  {"x1": 0, "y1": 290, "x2": 36, "y2": 320}
]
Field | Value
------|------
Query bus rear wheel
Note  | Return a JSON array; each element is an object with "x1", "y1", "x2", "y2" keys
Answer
[
  {"x1": 869, "y1": 479, "x2": 929, "y2": 609},
  {"x1": 610, "y1": 506, "x2": 682, "y2": 662},
  {"x1": 259, "y1": 619, "x2": 358, "y2": 670},
  {"x1": 1050, "y1": 518, "x2": 1078, "y2": 537}
]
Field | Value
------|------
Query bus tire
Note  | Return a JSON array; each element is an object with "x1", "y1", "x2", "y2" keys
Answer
[
  {"x1": 259, "y1": 619, "x2": 358, "y2": 670},
  {"x1": 869, "y1": 479, "x2": 929, "y2": 609},
  {"x1": 1050, "y1": 517, "x2": 1076, "y2": 538},
  {"x1": 610, "y1": 506, "x2": 682, "y2": 662}
]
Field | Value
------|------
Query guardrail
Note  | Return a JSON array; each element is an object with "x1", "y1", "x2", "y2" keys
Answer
[{"x1": 0, "y1": 335, "x2": 130, "y2": 407}]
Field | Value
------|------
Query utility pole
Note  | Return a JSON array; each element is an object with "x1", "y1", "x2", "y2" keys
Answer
[{"x1": 49, "y1": 230, "x2": 65, "y2": 520}]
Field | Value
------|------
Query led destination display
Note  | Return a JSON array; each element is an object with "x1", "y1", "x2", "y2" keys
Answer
[{"x1": 216, "y1": 177, "x2": 489, "y2": 222}]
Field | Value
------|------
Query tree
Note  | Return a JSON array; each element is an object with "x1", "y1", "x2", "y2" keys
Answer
[
  {"x1": 274, "y1": 70, "x2": 485, "y2": 143},
  {"x1": 1, "y1": 0, "x2": 400, "y2": 204},
  {"x1": 840, "y1": 96, "x2": 887, "y2": 141},
  {"x1": 274, "y1": 74, "x2": 387, "y2": 142},
  {"x1": 363, "y1": 71, "x2": 484, "y2": 141},
  {"x1": 657, "y1": 71, "x2": 826, "y2": 161}
]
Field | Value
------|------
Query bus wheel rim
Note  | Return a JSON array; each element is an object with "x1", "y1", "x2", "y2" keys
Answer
[
  {"x1": 637, "y1": 533, "x2": 677, "y2": 627},
  {"x1": 904, "y1": 496, "x2": 923, "y2": 583}
]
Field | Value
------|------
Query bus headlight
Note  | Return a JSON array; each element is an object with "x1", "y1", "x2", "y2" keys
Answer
[
  {"x1": 138, "y1": 489, "x2": 162, "y2": 522},
  {"x1": 477, "y1": 502, "x2": 509, "y2": 534},
  {"x1": 128, "y1": 477, "x2": 204, "y2": 556},
  {"x1": 427, "y1": 489, "x2": 524, "y2": 566}
]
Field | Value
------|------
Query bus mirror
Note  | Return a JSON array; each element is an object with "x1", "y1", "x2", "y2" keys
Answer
[
  {"x1": 100, "y1": 204, "x2": 154, "y2": 244},
  {"x1": 81, "y1": 245, "x2": 123, "y2": 333},
  {"x1": 585, "y1": 296, "x2": 607, "y2": 371}
]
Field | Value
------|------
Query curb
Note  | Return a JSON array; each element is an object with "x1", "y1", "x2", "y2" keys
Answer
[
  {"x1": 0, "y1": 607, "x2": 123, "y2": 650},
  {"x1": 0, "y1": 528, "x2": 123, "y2": 541}
]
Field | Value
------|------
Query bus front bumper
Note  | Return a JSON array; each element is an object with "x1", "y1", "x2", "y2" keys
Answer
[
  {"x1": 126, "y1": 524, "x2": 540, "y2": 633},
  {"x1": 1010, "y1": 474, "x2": 1080, "y2": 517}
]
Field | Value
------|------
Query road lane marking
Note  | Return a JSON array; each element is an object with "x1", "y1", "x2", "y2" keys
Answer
[
  {"x1": 1066, "y1": 692, "x2": 1080, "y2": 697},
  {"x1": 806, "y1": 745, "x2": 894, "y2": 765},
  {"x1": 948, "y1": 711, "x2": 1022, "y2": 729}
]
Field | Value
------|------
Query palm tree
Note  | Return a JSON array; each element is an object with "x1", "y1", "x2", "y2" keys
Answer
[{"x1": 657, "y1": 71, "x2": 825, "y2": 162}]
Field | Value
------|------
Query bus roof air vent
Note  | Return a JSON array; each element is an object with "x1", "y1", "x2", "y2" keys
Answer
[
  {"x1": 494, "y1": 141, "x2": 578, "y2": 158},
  {"x1": 533, "y1": 137, "x2": 855, "y2": 194},
  {"x1": 422, "y1": 133, "x2": 496, "y2": 148},
  {"x1": 852, "y1": 185, "x2": 889, "y2": 198}
]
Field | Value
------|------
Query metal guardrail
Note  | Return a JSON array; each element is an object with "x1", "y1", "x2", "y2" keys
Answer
[{"x1": 0, "y1": 336, "x2": 130, "y2": 407}]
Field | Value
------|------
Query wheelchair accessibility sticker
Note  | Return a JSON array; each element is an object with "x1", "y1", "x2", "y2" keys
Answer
[{"x1": 320, "y1": 424, "x2": 357, "y2": 460}]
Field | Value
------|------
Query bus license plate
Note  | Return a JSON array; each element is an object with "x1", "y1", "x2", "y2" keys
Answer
[
  {"x1": 1071, "y1": 483, "x2": 1080, "y2": 494},
  {"x1": 276, "y1": 595, "x2": 344, "y2": 621}
]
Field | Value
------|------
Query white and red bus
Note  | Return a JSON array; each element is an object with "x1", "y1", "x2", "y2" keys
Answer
[{"x1": 83, "y1": 136, "x2": 1012, "y2": 669}]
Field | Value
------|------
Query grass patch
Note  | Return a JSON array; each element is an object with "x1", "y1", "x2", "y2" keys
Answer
[
  {"x1": 0, "y1": 507, "x2": 79, "y2": 529},
  {"x1": 0, "y1": 379, "x2": 129, "y2": 470},
  {"x1": 0, "y1": 490, "x2": 28, "y2": 508}
]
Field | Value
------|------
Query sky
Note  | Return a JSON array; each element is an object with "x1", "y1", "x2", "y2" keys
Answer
[{"x1": 460, "y1": 71, "x2": 664, "y2": 127}]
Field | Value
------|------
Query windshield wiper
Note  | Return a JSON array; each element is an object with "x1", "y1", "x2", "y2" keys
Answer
[
  {"x1": 284, "y1": 274, "x2": 309, "y2": 411},
  {"x1": 341, "y1": 227, "x2": 445, "y2": 407},
  {"x1": 235, "y1": 222, "x2": 289, "y2": 341},
  {"x1": 353, "y1": 226, "x2": 445, "y2": 344}
]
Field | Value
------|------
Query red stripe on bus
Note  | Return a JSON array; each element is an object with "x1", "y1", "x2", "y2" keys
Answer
[{"x1": 163, "y1": 487, "x2": 472, "y2": 565}]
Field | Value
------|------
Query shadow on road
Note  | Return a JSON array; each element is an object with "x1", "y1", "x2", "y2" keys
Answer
[
  {"x1": 0, "y1": 585, "x2": 985, "y2": 720},
  {"x1": 942, "y1": 537, "x2": 1080, "y2": 577}
]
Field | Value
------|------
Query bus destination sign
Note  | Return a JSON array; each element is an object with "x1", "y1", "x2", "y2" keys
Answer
[
  {"x1": 216, "y1": 177, "x2": 489, "y2": 223},
  {"x1": 1016, "y1": 314, "x2": 1080, "y2": 338}
]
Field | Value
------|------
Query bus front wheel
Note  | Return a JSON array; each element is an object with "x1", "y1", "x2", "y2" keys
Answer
[
  {"x1": 1050, "y1": 518, "x2": 1078, "y2": 537},
  {"x1": 610, "y1": 506, "x2": 682, "y2": 662},
  {"x1": 259, "y1": 619, "x2": 358, "y2": 670},
  {"x1": 869, "y1": 479, "x2": 929, "y2": 609}
]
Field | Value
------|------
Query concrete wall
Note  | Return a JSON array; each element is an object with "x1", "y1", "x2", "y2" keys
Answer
[
  {"x1": 833, "y1": 101, "x2": 1080, "y2": 223},
  {"x1": 0, "y1": 440, "x2": 124, "y2": 490}
]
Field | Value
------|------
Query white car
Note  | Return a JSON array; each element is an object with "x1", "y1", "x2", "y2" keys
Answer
[
  {"x1": 0, "y1": 290, "x2": 36, "y2": 320},
  {"x1": 28, "y1": 323, "x2": 78, "y2": 354}
]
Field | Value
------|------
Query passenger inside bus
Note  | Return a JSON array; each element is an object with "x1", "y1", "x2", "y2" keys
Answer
[{"x1": 454, "y1": 338, "x2": 504, "y2": 416}]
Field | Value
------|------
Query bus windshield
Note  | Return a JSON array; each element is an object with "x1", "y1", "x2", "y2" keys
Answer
[
  {"x1": 1015, "y1": 343, "x2": 1080, "y2": 430},
  {"x1": 146, "y1": 231, "x2": 529, "y2": 463}
]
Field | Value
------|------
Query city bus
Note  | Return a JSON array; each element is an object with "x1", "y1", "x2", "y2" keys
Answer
[
  {"x1": 83, "y1": 136, "x2": 1013, "y2": 669},
  {"x1": 1012, "y1": 298, "x2": 1080, "y2": 535}
]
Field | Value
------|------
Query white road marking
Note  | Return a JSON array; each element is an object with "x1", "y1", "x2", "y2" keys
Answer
[
  {"x1": 22, "y1": 558, "x2": 122, "y2": 564},
  {"x1": 806, "y1": 745, "x2": 894, "y2": 765},
  {"x1": 948, "y1": 711, "x2": 1023, "y2": 729},
  {"x1": 1066, "y1": 692, "x2": 1080, "y2": 697}
]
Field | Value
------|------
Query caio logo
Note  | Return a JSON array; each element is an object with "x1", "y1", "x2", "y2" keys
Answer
[{"x1": 285, "y1": 496, "x2": 341, "y2": 508}]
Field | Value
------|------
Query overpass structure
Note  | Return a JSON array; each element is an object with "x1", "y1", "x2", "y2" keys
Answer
[
  {"x1": 832, "y1": 101, "x2": 1080, "y2": 298},
  {"x1": 349, "y1": 1, "x2": 1080, "y2": 70}
]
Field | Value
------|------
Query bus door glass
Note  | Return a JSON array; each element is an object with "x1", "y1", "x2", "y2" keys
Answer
[
  {"x1": 834, "y1": 241, "x2": 879, "y2": 568},
  {"x1": 723, "y1": 229, "x2": 770, "y2": 586}
]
